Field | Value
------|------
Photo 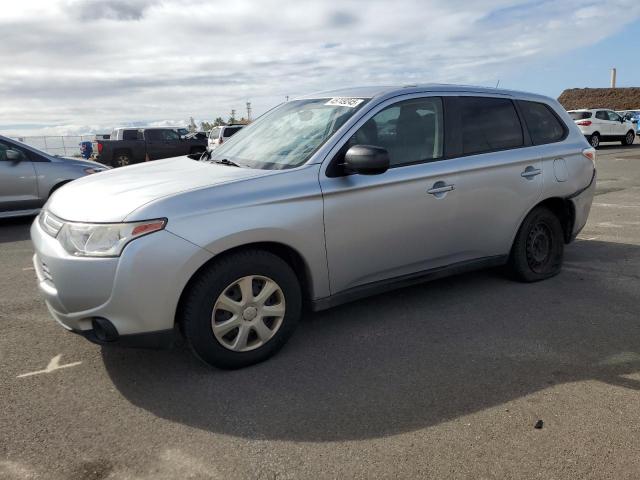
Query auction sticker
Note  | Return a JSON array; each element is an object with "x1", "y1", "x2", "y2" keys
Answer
[{"x1": 325, "y1": 97, "x2": 365, "y2": 108}]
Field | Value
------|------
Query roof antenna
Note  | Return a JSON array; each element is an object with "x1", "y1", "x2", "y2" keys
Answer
[{"x1": 495, "y1": 80, "x2": 500, "y2": 88}]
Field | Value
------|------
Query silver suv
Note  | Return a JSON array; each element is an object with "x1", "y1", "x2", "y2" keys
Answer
[{"x1": 31, "y1": 85, "x2": 596, "y2": 369}]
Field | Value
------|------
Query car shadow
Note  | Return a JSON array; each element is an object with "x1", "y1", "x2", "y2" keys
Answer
[
  {"x1": 102, "y1": 239, "x2": 640, "y2": 442},
  {"x1": 0, "y1": 216, "x2": 35, "y2": 244}
]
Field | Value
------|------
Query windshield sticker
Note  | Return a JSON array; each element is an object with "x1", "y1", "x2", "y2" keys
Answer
[{"x1": 325, "y1": 97, "x2": 365, "y2": 108}]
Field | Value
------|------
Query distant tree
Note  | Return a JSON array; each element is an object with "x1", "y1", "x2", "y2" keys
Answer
[
  {"x1": 188, "y1": 117, "x2": 198, "y2": 132},
  {"x1": 213, "y1": 117, "x2": 226, "y2": 127},
  {"x1": 200, "y1": 121, "x2": 213, "y2": 132}
]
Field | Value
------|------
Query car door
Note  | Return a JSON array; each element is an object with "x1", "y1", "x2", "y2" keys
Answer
[
  {"x1": 0, "y1": 140, "x2": 39, "y2": 213},
  {"x1": 594, "y1": 110, "x2": 612, "y2": 137},
  {"x1": 320, "y1": 95, "x2": 462, "y2": 294},
  {"x1": 163, "y1": 128, "x2": 185, "y2": 156},
  {"x1": 439, "y1": 96, "x2": 543, "y2": 260},
  {"x1": 145, "y1": 129, "x2": 173, "y2": 160},
  {"x1": 607, "y1": 110, "x2": 625, "y2": 137}
]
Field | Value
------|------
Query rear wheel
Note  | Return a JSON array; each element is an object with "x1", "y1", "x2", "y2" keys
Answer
[
  {"x1": 180, "y1": 250, "x2": 302, "y2": 369},
  {"x1": 622, "y1": 130, "x2": 635, "y2": 146},
  {"x1": 112, "y1": 151, "x2": 131, "y2": 167},
  {"x1": 589, "y1": 133, "x2": 600, "y2": 148},
  {"x1": 508, "y1": 206, "x2": 564, "y2": 282}
]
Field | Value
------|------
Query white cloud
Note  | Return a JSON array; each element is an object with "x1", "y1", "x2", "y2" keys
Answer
[{"x1": 1, "y1": 0, "x2": 639, "y2": 135}]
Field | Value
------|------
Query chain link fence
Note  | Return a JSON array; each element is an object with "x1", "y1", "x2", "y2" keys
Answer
[{"x1": 11, "y1": 135, "x2": 98, "y2": 157}]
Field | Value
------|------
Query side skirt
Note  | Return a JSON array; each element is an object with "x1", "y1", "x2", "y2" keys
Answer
[{"x1": 311, "y1": 255, "x2": 508, "y2": 312}]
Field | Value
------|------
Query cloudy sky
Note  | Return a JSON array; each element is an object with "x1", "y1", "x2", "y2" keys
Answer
[{"x1": 2, "y1": 0, "x2": 640, "y2": 136}]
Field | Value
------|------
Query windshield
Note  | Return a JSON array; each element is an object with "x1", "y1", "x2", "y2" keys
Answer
[
  {"x1": 569, "y1": 111, "x2": 592, "y2": 120},
  {"x1": 209, "y1": 98, "x2": 369, "y2": 169}
]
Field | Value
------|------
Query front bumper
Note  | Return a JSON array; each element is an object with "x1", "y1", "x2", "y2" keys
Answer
[{"x1": 31, "y1": 216, "x2": 212, "y2": 346}]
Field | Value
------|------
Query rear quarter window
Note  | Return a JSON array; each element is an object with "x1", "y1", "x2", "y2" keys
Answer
[
  {"x1": 122, "y1": 130, "x2": 138, "y2": 141},
  {"x1": 223, "y1": 127, "x2": 242, "y2": 138},
  {"x1": 518, "y1": 101, "x2": 567, "y2": 145},
  {"x1": 569, "y1": 111, "x2": 592, "y2": 120}
]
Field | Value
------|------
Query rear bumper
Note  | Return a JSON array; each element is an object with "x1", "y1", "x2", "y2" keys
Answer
[{"x1": 568, "y1": 168, "x2": 596, "y2": 240}]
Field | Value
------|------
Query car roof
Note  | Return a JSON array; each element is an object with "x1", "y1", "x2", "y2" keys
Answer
[{"x1": 296, "y1": 83, "x2": 556, "y2": 104}]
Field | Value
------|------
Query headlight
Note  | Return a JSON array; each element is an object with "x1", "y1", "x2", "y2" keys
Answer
[{"x1": 56, "y1": 218, "x2": 166, "y2": 257}]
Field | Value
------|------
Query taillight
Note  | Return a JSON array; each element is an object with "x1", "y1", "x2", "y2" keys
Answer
[
  {"x1": 577, "y1": 120, "x2": 592, "y2": 126},
  {"x1": 582, "y1": 147, "x2": 596, "y2": 165},
  {"x1": 97, "y1": 142, "x2": 103, "y2": 153}
]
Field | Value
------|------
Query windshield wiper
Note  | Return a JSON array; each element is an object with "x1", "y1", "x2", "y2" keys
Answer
[{"x1": 212, "y1": 158, "x2": 242, "y2": 167}]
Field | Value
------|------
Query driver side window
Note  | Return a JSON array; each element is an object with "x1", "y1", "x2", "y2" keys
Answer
[
  {"x1": 0, "y1": 141, "x2": 29, "y2": 162},
  {"x1": 346, "y1": 97, "x2": 444, "y2": 167},
  {"x1": 607, "y1": 111, "x2": 621, "y2": 122}
]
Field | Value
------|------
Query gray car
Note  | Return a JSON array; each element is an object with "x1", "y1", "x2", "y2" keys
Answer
[
  {"x1": 0, "y1": 135, "x2": 109, "y2": 218},
  {"x1": 30, "y1": 85, "x2": 596, "y2": 369}
]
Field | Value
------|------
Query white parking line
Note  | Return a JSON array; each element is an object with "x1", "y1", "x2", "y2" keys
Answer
[
  {"x1": 593, "y1": 202, "x2": 640, "y2": 209},
  {"x1": 17, "y1": 354, "x2": 82, "y2": 378},
  {"x1": 22, "y1": 267, "x2": 35, "y2": 271}
]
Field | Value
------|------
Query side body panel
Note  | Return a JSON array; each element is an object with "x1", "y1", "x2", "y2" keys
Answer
[{"x1": 133, "y1": 164, "x2": 331, "y2": 300}]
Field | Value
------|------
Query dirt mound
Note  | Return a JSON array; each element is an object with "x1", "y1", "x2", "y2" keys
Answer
[{"x1": 558, "y1": 88, "x2": 640, "y2": 111}]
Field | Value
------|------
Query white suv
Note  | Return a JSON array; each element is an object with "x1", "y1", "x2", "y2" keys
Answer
[
  {"x1": 568, "y1": 109, "x2": 635, "y2": 148},
  {"x1": 207, "y1": 125, "x2": 244, "y2": 149}
]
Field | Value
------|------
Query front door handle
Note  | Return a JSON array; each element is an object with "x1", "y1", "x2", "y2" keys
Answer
[
  {"x1": 427, "y1": 181, "x2": 455, "y2": 196},
  {"x1": 521, "y1": 166, "x2": 542, "y2": 179}
]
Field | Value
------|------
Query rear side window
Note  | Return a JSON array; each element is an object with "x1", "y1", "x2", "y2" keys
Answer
[
  {"x1": 595, "y1": 111, "x2": 608, "y2": 120},
  {"x1": 458, "y1": 97, "x2": 523, "y2": 155},
  {"x1": 145, "y1": 130, "x2": 162, "y2": 141},
  {"x1": 518, "y1": 101, "x2": 566, "y2": 145},
  {"x1": 569, "y1": 111, "x2": 592, "y2": 120},
  {"x1": 122, "y1": 130, "x2": 138, "y2": 141},
  {"x1": 223, "y1": 127, "x2": 242, "y2": 138}
]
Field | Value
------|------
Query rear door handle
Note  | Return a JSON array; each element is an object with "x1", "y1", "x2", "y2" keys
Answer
[
  {"x1": 427, "y1": 182, "x2": 455, "y2": 195},
  {"x1": 521, "y1": 167, "x2": 542, "y2": 178}
]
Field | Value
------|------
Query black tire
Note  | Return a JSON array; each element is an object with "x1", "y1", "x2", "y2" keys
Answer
[
  {"x1": 622, "y1": 130, "x2": 635, "y2": 146},
  {"x1": 112, "y1": 151, "x2": 131, "y2": 168},
  {"x1": 180, "y1": 250, "x2": 302, "y2": 369},
  {"x1": 508, "y1": 206, "x2": 564, "y2": 282},
  {"x1": 589, "y1": 133, "x2": 600, "y2": 148}
]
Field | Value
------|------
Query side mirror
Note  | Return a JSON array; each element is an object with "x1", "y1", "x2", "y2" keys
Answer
[
  {"x1": 344, "y1": 145, "x2": 390, "y2": 175},
  {"x1": 6, "y1": 149, "x2": 21, "y2": 162}
]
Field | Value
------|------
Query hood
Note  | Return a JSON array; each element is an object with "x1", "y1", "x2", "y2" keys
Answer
[
  {"x1": 46, "y1": 156, "x2": 273, "y2": 222},
  {"x1": 56, "y1": 156, "x2": 107, "y2": 169}
]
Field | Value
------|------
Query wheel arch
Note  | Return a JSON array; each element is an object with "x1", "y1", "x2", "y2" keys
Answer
[
  {"x1": 48, "y1": 180, "x2": 72, "y2": 198},
  {"x1": 175, "y1": 241, "x2": 314, "y2": 326},
  {"x1": 516, "y1": 197, "x2": 575, "y2": 245}
]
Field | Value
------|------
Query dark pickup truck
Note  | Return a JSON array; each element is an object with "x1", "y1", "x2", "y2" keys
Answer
[{"x1": 96, "y1": 127, "x2": 208, "y2": 167}]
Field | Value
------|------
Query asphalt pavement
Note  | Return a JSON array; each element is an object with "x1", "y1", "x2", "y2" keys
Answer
[{"x1": 1, "y1": 142, "x2": 640, "y2": 479}]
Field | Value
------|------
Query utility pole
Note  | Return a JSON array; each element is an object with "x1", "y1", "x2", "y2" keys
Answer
[
  {"x1": 246, "y1": 102, "x2": 252, "y2": 122},
  {"x1": 230, "y1": 109, "x2": 236, "y2": 124}
]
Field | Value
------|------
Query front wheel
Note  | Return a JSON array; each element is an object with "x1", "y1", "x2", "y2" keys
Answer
[
  {"x1": 622, "y1": 130, "x2": 635, "y2": 146},
  {"x1": 508, "y1": 206, "x2": 564, "y2": 282},
  {"x1": 180, "y1": 250, "x2": 302, "y2": 369}
]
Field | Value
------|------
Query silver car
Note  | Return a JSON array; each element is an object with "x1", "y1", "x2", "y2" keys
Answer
[
  {"x1": 30, "y1": 85, "x2": 596, "y2": 369},
  {"x1": 0, "y1": 135, "x2": 108, "y2": 218}
]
